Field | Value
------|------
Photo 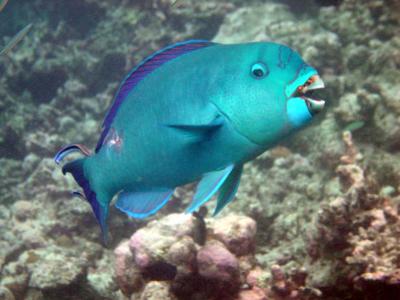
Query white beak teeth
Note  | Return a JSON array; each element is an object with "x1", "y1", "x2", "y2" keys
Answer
[
  {"x1": 305, "y1": 97, "x2": 325, "y2": 114},
  {"x1": 308, "y1": 76, "x2": 325, "y2": 90},
  {"x1": 301, "y1": 75, "x2": 325, "y2": 94}
]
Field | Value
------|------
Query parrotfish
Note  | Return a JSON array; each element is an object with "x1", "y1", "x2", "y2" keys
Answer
[{"x1": 55, "y1": 40, "x2": 325, "y2": 239}]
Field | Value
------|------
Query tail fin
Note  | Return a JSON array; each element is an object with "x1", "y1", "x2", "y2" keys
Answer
[{"x1": 62, "y1": 158, "x2": 110, "y2": 243}]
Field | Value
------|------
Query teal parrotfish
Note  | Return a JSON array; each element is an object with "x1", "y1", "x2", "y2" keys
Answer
[{"x1": 55, "y1": 40, "x2": 325, "y2": 239}]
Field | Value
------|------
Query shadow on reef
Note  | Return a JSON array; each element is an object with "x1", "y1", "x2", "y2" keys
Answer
[
  {"x1": 10, "y1": 67, "x2": 68, "y2": 104},
  {"x1": 320, "y1": 281, "x2": 400, "y2": 300},
  {"x1": 0, "y1": 0, "x2": 106, "y2": 38},
  {"x1": 275, "y1": 0, "x2": 342, "y2": 15}
]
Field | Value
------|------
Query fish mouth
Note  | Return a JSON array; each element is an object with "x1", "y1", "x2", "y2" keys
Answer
[{"x1": 292, "y1": 75, "x2": 325, "y2": 115}]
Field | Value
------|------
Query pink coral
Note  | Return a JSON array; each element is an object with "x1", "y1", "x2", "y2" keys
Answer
[
  {"x1": 237, "y1": 287, "x2": 267, "y2": 300},
  {"x1": 246, "y1": 267, "x2": 265, "y2": 288},
  {"x1": 114, "y1": 240, "x2": 143, "y2": 296},
  {"x1": 114, "y1": 213, "x2": 259, "y2": 299},
  {"x1": 197, "y1": 241, "x2": 239, "y2": 282},
  {"x1": 210, "y1": 215, "x2": 257, "y2": 256}
]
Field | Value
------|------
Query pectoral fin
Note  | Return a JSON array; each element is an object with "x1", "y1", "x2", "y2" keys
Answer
[
  {"x1": 115, "y1": 188, "x2": 174, "y2": 219},
  {"x1": 186, "y1": 164, "x2": 234, "y2": 213},
  {"x1": 165, "y1": 116, "x2": 224, "y2": 143},
  {"x1": 213, "y1": 165, "x2": 243, "y2": 216}
]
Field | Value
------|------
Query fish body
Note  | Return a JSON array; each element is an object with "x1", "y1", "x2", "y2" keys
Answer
[
  {"x1": 0, "y1": 0, "x2": 8, "y2": 12},
  {"x1": 0, "y1": 23, "x2": 32, "y2": 56},
  {"x1": 55, "y1": 40, "x2": 325, "y2": 239}
]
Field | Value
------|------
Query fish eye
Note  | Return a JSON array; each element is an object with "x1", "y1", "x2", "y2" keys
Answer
[{"x1": 251, "y1": 62, "x2": 269, "y2": 79}]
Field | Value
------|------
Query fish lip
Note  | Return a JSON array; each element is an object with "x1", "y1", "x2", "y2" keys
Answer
[{"x1": 292, "y1": 75, "x2": 325, "y2": 115}]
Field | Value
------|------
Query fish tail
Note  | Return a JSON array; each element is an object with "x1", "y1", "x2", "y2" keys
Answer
[{"x1": 62, "y1": 158, "x2": 110, "y2": 243}]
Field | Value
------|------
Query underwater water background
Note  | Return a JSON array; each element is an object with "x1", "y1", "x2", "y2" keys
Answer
[{"x1": 1, "y1": 0, "x2": 400, "y2": 299}]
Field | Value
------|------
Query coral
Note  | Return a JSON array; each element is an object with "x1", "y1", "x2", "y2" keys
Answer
[
  {"x1": 114, "y1": 213, "x2": 261, "y2": 299},
  {"x1": 268, "y1": 264, "x2": 322, "y2": 300},
  {"x1": 27, "y1": 249, "x2": 88, "y2": 290},
  {"x1": 306, "y1": 132, "x2": 400, "y2": 298},
  {"x1": 140, "y1": 281, "x2": 177, "y2": 300},
  {"x1": 114, "y1": 209, "x2": 332, "y2": 300},
  {"x1": 11, "y1": 200, "x2": 35, "y2": 222},
  {"x1": 197, "y1": 241, "x2": 240, "y2": 283},
  {"x1": 237, "y1": 287, "x2": 267, "y2": 300},
  {"x1": 1, "y1": 246, "x2": 89, "y2": 299},
  {"x1": 128, "y1": 214, "x2": 197, "y2": 272},
  {"x1": 86, "y1": 250, "x2": 118, "y2": 299},
  {"x1": 114, "y1": 240, "x2": 143, "y2": 296},
  {"x1": 208, "y1": 214, "x2": 257, "y2": 256},
  {"x1": 0, "y1": 286, "x2": 15, "y2": 300}
]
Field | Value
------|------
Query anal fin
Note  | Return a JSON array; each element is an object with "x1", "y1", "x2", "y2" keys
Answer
[
  {"x1": 115, "y1": 188, "x2": 174, "y2": 219},
  {"x1": 165, "y1": 116, "x2": 224, "y2": 143}
]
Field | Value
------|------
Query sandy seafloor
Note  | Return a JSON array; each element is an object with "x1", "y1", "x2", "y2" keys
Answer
[{"x1": 0, "y1": 0, "x2": 400, "y2": 299}]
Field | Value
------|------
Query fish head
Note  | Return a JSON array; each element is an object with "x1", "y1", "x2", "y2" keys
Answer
[{"x1": 212, "y1": 42, "x2": 325, "y2": 146}]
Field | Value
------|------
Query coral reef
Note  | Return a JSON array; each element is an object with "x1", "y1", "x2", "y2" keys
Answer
[
  {"x1": 0, "y1": 0, "x2": 399, "y2": 299},
  {"x1": 305, "y1": 132, "x2": 400, "y2": 298}
]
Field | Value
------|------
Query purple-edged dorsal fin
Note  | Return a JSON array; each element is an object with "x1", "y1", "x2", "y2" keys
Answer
[{"x1": 95, "y1": 40, "x2": 215, "y2": 152}]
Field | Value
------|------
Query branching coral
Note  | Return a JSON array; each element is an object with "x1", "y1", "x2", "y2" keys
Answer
[{"x1": 307, "y1": 131, "x2": 400, "y2": 297}]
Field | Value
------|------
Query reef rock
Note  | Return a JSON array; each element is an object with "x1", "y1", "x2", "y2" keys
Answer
[
  {"x1": 114, "y1": 240, "x2": 143, "y2": 296},
  {"x1": 128, "y1": 214, "x2": 197, "y2": 273},
  {"x1": 209, "y1": 214, "x2": 256, "y2": 256},
  {"x1": 27, "y1": 249, "x2": 88, "y2": 290},
  {"x1": 237, "y1": 287, "x2": 268, "y2": 300},
  {"x1": 114, "y1": 213, "x2": 258, "y2": 299},
  {"x1": 197, "y1": 241, "x2": 239, "y2": 283},
  {"x1": 140, "y1": 281, "x2": 177, "y2": 300}
]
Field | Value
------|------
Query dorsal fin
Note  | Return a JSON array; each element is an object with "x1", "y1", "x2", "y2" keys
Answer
[{"x1": 95, "y1": 40, "x2": 214, "y2": 152}]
